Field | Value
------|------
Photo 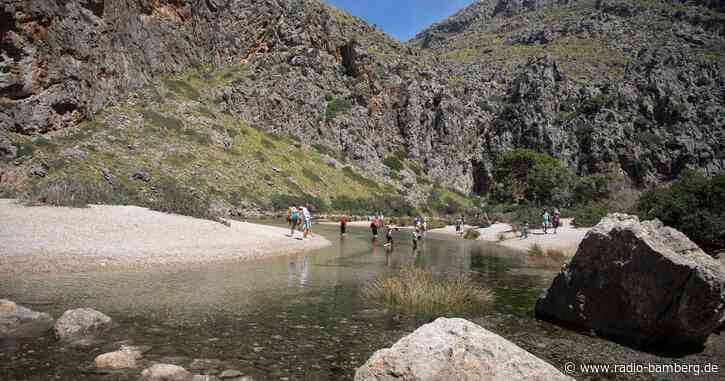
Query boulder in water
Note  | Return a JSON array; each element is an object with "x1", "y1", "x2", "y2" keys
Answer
[
  {"x1": 54, "y1": 308, "x2": 112, "y2": 340},
  {"x1": 354, "y1": 317, "x2": 573, "y2": 381},
  {"x1": 536, "y1": 214, "x2": 725, "y2": 348},
  {"x1": 139, "y1": 364, "x2": 192, "y2": 381},
  {"x1": 0, "y1": 299, "x2": 54, "y2": 338},
  {"x1": 94, "y1": 349, "x2": 137, "y2": 369}
]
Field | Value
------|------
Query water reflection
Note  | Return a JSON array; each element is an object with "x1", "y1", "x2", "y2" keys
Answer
[{"x1": 287, "y1": 254, "x2": 309, "y2": 288}]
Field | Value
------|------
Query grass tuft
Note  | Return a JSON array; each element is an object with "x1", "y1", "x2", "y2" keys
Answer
[{"x1": 362, "y1": 267, "x2": 493, "y2": 315}]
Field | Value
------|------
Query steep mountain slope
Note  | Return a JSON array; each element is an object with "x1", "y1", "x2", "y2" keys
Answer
[
  {"x1": 410, "y1": 0, "x2": 725, "y2": 190},
  {"x1": 1, "y1": 0, "x2": 724, "y2": 215}
]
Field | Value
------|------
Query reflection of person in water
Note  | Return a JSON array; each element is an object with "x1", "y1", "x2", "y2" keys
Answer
[{"x1": 287, "y1": 254, "x2": 309, "y2": 288}]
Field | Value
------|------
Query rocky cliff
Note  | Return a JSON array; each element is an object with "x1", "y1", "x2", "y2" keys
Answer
[{"x1": 1, "y1": 0, "x2": 724, "y2": 208}]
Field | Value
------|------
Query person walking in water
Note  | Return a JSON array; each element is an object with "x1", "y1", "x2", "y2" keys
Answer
[
  {"x1": 542, "y1": 209, "x2": 551, "y2": 234},
  {"x1": 289, "y1": 207, "x2": 300, "y2": 237},
  {"x1": 521, "y1": 220, "x2": 529, "y2": 239},
  {"x1": 340, "y1": 215, "x2": 348, "y2": 236},
  {"x1": 384, "y1": 223, "x2": 399, "y2": 247},
  {"x1": 370, "y1": 216, "x2": 379, "y2": 240},
  {"x1": 553, "y1": 207, "x2": 561, "y2": 234}
]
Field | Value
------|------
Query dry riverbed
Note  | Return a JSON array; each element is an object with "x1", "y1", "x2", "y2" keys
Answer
[{"x1": 0, "y1": 199, "x2": 330, "y2": 275}]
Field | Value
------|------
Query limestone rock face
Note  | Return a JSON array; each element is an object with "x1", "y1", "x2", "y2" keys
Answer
[
  {"x1": 354, "y1": 317, "x2": 573, "y2": 381},
  {"x1": 139, "y1": 364, "x2": 193, "y2": 381},
  {"x1": 53, "y1": 308, "x2": 112, "y2": 340},
  {"x1": 536, "y1": 214, "x2": 725, "y2": 348},
  {"x1": 0, "y1": 299, "x2": 54, "y2": 339},
  {"x1": 1, "y1": 0, "x2": 724, "y2": 198}
]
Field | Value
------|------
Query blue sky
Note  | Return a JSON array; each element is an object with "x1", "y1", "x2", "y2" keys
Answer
[{"x1": 325, "y1": 0, "x2": 476, "y2": 41}]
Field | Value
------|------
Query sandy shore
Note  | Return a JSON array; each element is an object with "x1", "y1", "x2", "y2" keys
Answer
[
  {"x1": 0, "y1": 199, "x2": 330, "y2": 274},
  {"x1": 481, "y1": 219, "x2": 589, "y2": 255},
  {"x1": 430, "y1": 219, "x2": 589, "y2": 256}
]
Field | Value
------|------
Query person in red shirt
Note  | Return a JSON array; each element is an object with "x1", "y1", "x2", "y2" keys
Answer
[{"x1": 340, "y1": 215, "x2": 348, "y2": 236}]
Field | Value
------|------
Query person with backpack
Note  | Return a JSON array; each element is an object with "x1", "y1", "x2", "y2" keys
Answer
[{"x1": 289, "y1": 207, "x2": 300, "y2": 237}]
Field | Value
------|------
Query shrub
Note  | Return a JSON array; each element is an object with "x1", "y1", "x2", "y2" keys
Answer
[
  {"x1": 427, "y1": 188, "x2": 465, "y2": 215},
  {"x1": 162, "y1": 79, "x2": 201, "y2": 100},
  {"x1": 571, "y1": 202, "x2": 610, "y2": 228},
  {"x1": 149, "y1": 177, "x2": 220, "y2": 221},
  {"x1": 463, "y1": 229, "x2": 480, "y2": 240},
  {"x1": 270, "y1": 193, "x2": 328, "y2": 213},
  {"x1": 260, "y1": 137, "x2": 276, "y2": 149},
  {"x1": 302, "y1": 168, "x2": 322, "y2": 182},
  {"x1": 383, "y1": 155, "x2": 405, "y2": 172},
  {"x1": 23, "y1": 177, "x2": 115, "y2": 208},
  {"x1": 493, "y1": 149, "x2": 572, "y2": 205},
  {"x1": 409, "y1": 162, "x2": 423, "y2": 176},
  {"x1": 312, "y1": 143, "x2": 345, "y2": 161},
  {"x1": 325, "y1": 97, "x2": 353, "y2": 121},
  {"x1": 362, "y1": 267, "x2": 493, "y2": 316},
  {"x1": 142, "y1": 109, "x2": 184, "y2": 131},
  {"x1": 342, "y1": 166, "x2": 379, "y2": 190},
  {"x1": 636, "y1": 170, "x2": 725, "y2": 253},
  {"x1": 574, "y1": 173, "x2": 624, "y2": 204},
  {"x1": 329, "y1": 195, "x2": 415, "y2": 216}
]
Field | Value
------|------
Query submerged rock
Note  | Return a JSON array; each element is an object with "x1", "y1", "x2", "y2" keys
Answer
[
  {"x1": 536, "y1": 214, "x2": 725, "y2": 348},
  {"x1": 191, "y1": 376, "x2": 220, "y2": 381},
  {"x1": 94, "y1": 349, "x2": 137, "y2": 369},
  {"x1": 54, "y1": 308, "x2": 112, "y2": 340},
  {"x1": 218, "y1": 369, "x2": 243, "y2": 379},
  {"x1": 139, "y1": 364, "x2": 192, "y2": 381},
  {"x1": 354, "y1": 317, "x2": 572, "y2": 381},
  {"x1": 0, "y1": 299, "x2": 54, "y2": 339}
]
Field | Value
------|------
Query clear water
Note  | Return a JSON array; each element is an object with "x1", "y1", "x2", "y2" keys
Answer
[{"x1": 1, "y1": 224, "x2": 722, "y2": 380}]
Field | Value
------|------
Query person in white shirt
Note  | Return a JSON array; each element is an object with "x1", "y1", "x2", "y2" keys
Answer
[{"x1": 299, "y1": 205, "x2": 312, "y2": 239}]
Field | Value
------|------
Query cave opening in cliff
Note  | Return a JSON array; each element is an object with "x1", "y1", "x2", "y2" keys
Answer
[
  {"x1": 471, "y1": 161, "x2": 490, "y2": 196},
  {"x1": 339, "y1": 40, "x2": 359, "y2": 77}
]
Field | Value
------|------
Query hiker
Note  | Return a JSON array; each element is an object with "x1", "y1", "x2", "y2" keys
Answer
[
  {"x1": 299, "y1": 205, "x2": 312, "y2": 240},
  {"x1": 455, "y1": 217, "x2": 463, "y2": 239},
  {"x1": 384, "y1": 224, "x2": 399, "y2": 247},
  {"x1": 542, "y1": 209, "x2": 550, "y2": 234},
  {"x1": 412, "y1": 226, "x2": 421, "y2": 249},
  {"x1": 553, "y1": 208, "x2": 561, "y2": 234},
  {"x1": 370, "y1": 216, "x2": 379, "y2": 239},
  {"x1": 289, "y1": 207, "x2": 300, "y2": 237},
  {"x1": 521, "y1": 220, "x2": 529, "y2": 239},
  {"x1": 340, "y1": 215, "x2": 348, "y2": 236}
]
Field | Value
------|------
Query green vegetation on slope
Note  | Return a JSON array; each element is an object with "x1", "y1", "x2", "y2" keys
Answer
[
  {"x1": 6, "y1": 63, "x2": 479, "y2": 219},
  {"x1": 637, "y1": 170, "x2": 725, "y2": 254}
]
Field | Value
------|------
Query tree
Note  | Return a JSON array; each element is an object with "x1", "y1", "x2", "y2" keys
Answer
[{"x1": 493, "y1": 149, "x2": 572, "y2": 205}]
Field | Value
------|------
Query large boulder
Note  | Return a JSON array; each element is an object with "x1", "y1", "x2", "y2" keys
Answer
[
  {"x1": 139, "y1": 364, "x2": 193, "y2": 381},
  {"x1": 0, "y1": 299, "x2": 54, "y2": 338},
  {"x1": 536, "y1": 214, "x2": 725, "y2": 348},
  {"x1": 53, "y1": 308, "x2": 112, "y2": 340},
  {"x1": 354, "y1": 317, "x2": 572, "y2": 381}
]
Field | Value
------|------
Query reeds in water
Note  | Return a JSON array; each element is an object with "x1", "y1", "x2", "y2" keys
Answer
[{"x1": 362, "y1": 267, "x2": 493, "y2": 315}]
